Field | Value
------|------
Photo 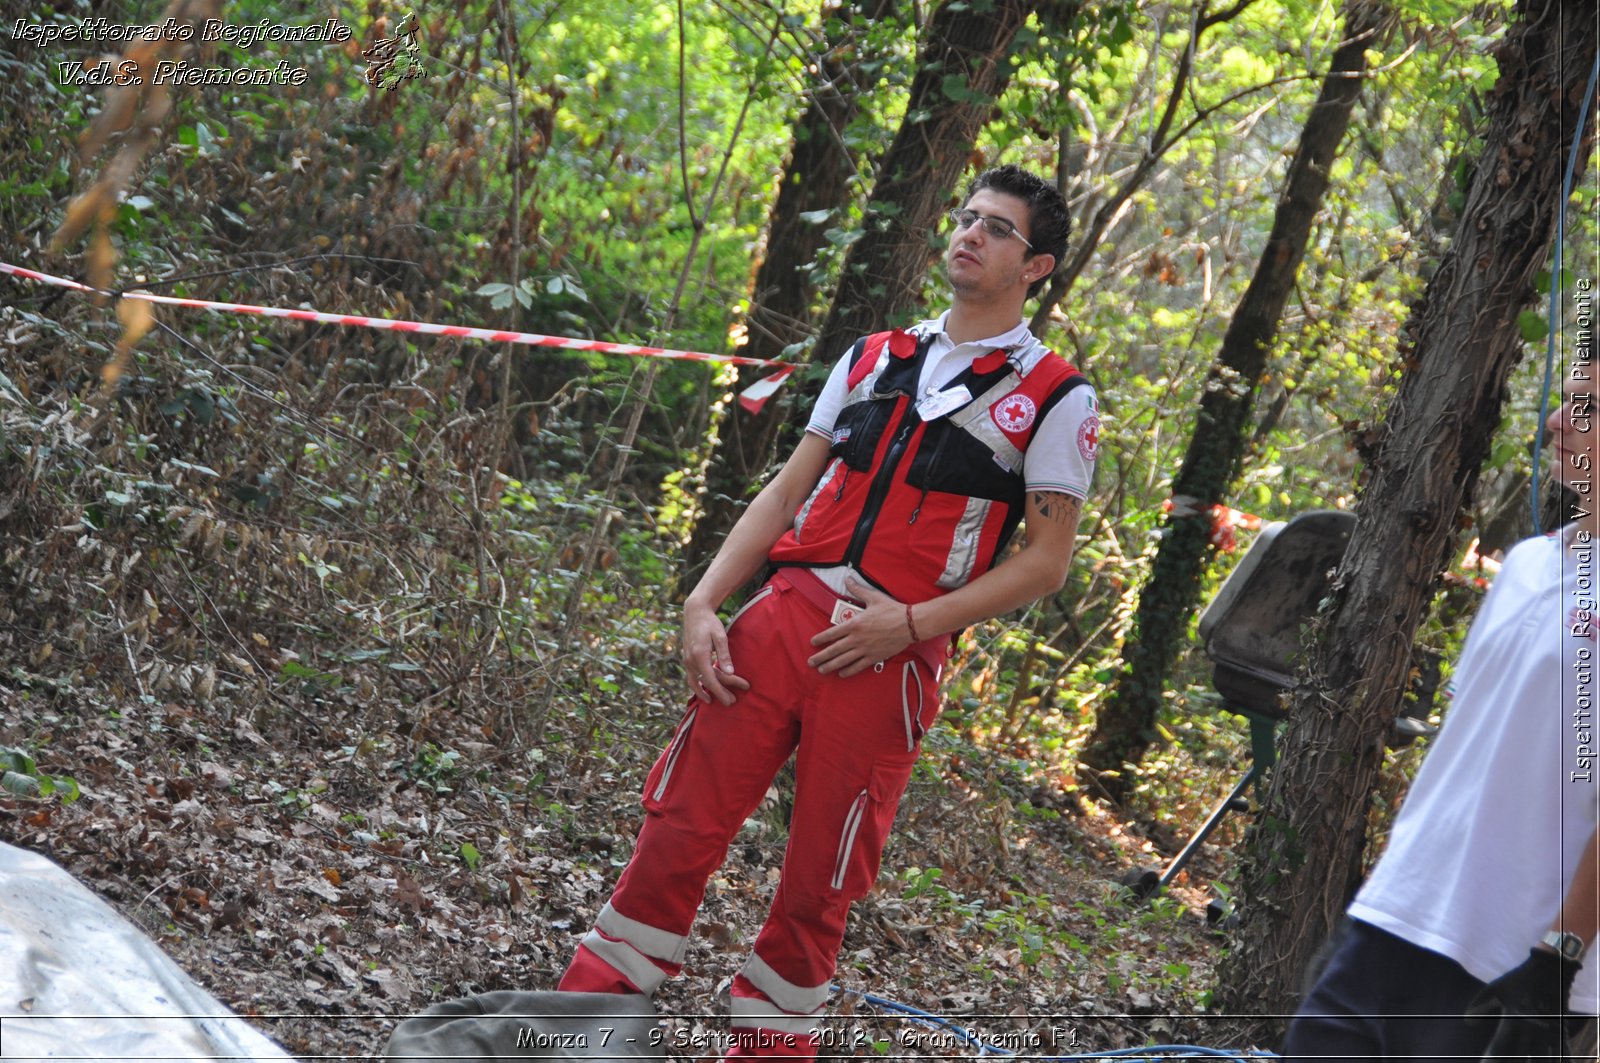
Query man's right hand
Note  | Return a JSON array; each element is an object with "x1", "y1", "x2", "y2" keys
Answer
[{"x1": 681, "y1": 599, "x2": 750, "y2": 705}]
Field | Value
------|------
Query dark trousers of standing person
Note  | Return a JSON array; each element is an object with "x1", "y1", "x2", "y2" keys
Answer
[{"x1": 1281, "y1": 918, "x2": 1503, "y2": 1061}]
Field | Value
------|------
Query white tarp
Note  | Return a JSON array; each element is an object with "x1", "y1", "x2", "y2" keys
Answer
[{"x1": 0, "y1": 840, "x2": 295, "y2": 1061}]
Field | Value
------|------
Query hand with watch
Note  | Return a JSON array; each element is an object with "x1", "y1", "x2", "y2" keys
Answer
[{"x1": 1465, "y1": 930, "x2": 1587, "y2": 1061}]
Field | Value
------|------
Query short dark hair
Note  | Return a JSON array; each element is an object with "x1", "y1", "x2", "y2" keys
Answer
[{"x1": 964, "y1": 164, "x2": 1070, "y2": 299}]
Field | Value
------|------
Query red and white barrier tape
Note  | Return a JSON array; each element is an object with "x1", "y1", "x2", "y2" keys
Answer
[{"x1": 0, "y1": 261, "x2": 796, "y2": 411}]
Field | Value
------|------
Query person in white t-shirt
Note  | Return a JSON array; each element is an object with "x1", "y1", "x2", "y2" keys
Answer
[{"x1": 1282, "y1": 363, "x2": 1600, "y2": 1059}]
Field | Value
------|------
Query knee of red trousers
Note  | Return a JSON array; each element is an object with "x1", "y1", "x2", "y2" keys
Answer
[
  {"x1": 614, "y1": 813, "x2": 735, "y2": 933},
  {"x1": 724, "y1": 1027, "x2": 821, "y2": 1059}
]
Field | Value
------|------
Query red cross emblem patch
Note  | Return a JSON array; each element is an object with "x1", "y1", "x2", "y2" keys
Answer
[
  {"x1": 993, "y1": 394, "x2": 1037, "y2": 433},
  {"x1": 1078, "y1": 415, "x2": 1100, "y2": 462}
]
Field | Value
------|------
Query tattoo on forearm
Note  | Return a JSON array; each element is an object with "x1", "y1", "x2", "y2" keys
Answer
[{"x1": 1030, "y1": 491, "x2": 1082, "y2": 526}]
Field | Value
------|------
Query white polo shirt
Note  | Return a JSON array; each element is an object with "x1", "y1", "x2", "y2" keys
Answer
[{"x1": 1349, "y1": 527, "x2": 1600, "y2": 1012}]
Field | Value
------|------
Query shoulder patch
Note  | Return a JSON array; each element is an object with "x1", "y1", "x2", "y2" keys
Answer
[{"x1": 1077, "y1": 415, "x2": 1101, "y2": 462}]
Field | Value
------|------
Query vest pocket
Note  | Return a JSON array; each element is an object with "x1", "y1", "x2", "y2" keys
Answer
[
  {"x1": 905, "y1": 419, "x2": 1023, "y2": 503},
  {"x1": 830, "y1": 397, "x2": 896, "y2": 471}
]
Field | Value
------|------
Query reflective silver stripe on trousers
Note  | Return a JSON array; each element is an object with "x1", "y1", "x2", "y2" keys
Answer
[
  {"x1": 595, "y1": 901, "x2": 689, "y2": 965},
  {"x1": 577, "y1": 928, "x2": 669, "y2": 995},
  {"x1": 935, "y1": 495, "x2": 992, "y2": 589},
  {"x1": 651, "y1": 707, "x2": 697, "y2": 803},
  {"x1": 900, "y1": 660, "x2": 921, "y2": 752},
  {"x1": 738, "y1": 951, "x2": 831, "y2": 1018},
  {"x1": 792, "y1": 460, "x2": 840, "y2": 538},
  {"x1": 831, "y1": 791, "x2": 870, "y2": 890}
]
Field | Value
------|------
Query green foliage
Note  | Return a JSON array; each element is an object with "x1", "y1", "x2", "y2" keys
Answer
[
  {"x1": 3, "y1": 0, "x2": 1585, "y2": 991},
  {"x1": 406, "y1": 743, "x2": 464, "y2": 793},
  {"x1": 0, "y1": 746, "x2": 80, "y2": 803}
]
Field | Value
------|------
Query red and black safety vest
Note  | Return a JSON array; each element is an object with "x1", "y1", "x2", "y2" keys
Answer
[{"x1": 768, "y1": 328, "x2": 1089, "y2": 604}]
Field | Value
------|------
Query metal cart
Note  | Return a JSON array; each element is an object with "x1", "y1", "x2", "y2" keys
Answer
[{"x1": 1119, "y1": 508, "x2": 1433, "y2": 905}]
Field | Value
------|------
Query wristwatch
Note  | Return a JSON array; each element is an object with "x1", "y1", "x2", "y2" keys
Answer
[{"x1": 1542, "y1": 930, "x2": 1587, "y2": 962}]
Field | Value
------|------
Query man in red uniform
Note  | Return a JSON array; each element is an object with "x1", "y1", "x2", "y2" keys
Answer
[{"x1": 558, "y1": 165, "x2": 1099, "y2": 1059}]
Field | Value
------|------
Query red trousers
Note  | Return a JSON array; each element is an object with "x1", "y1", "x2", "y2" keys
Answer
[{"x1": 559, "y1": 569, "x2": 943, "y2": 1059}]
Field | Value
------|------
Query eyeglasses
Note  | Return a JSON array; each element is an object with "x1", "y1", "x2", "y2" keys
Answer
[{"x1": 948, "y1": 208, "x2": 1033, "y2": 250}]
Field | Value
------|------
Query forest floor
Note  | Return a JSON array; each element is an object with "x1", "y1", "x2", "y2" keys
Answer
[{"x1": 0, "y1": 662, "x2": 1275, "y2": 1061}]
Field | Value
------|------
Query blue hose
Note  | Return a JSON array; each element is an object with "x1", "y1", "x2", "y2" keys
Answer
[{"x1": 841, "y1": 987, "x2": 1277, "y2": 1061}]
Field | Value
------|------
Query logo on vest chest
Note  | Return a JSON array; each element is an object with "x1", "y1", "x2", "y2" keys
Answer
[{"x1": 993, "y1": 394, "x2": 1036, "y2": 433}]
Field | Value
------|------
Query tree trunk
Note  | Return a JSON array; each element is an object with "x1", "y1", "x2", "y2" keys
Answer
[
  {"x1": 808, "y1": 0, "x2": 1044, "y2": 369},
  {"x1": 681, "y1": 0, "x2": 902, "y2": 580},
  {"x1": 1220, "y1": 0, "x2": 1599, "y2": 1022},
  {"x1": 1080, "y1": 0, "x2": 1396, "y2": 791}
]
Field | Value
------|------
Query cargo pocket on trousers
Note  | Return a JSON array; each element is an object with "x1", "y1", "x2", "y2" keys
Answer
[
  {"x1": 829, "y1": 757, "x2": 915, "y2": 899},
  {"x1": 641, "y1": 705, "x2": 698, "y2": 812},
  {"x1": 898, "y1": 659, "x2": 942, "y2": 752}
]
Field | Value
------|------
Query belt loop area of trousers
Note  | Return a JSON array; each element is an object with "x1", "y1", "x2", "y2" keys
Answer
[{"x1": 770, "y1": 567, "x2": 947, "y2": 677}]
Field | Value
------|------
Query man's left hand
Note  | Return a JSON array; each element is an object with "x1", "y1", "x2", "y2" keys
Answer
[{"x1": 808, "y1": 578, "x2": 913, "y2": 677}]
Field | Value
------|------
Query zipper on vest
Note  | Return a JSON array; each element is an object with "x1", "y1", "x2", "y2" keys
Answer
[
  {"x1": 907, "y1": 486, "x2": 930, "y2": 525},
  {"x1": 907, "y1": 426, "x2": 950, "y2": 526},
  {"x1": 844, "y1": 409, "x2": 916, "y2": 566}
]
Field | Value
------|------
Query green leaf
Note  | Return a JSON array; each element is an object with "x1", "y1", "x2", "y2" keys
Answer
[
  {"x1": 1518, "y1": 310, "x2": 1549, "y2": 343},
  {"x1": 938, "y1": 74, "x2": 989, "y2": 105},
  {"x1": 2, "y1": 770, "x2": 40, "y2": 798},
  {"x1": 0, "y1": 747, "x2": 37, "y2": 775},
  {"x1": 1536, "y1": 267, "x2": 1577, "y2": 294},
  {"x1": 47, "y1": 775, "x2": 81, "y2": 803},
  {"x1": 280, "y1": 660, "x2": 339, "y2": 684}
]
